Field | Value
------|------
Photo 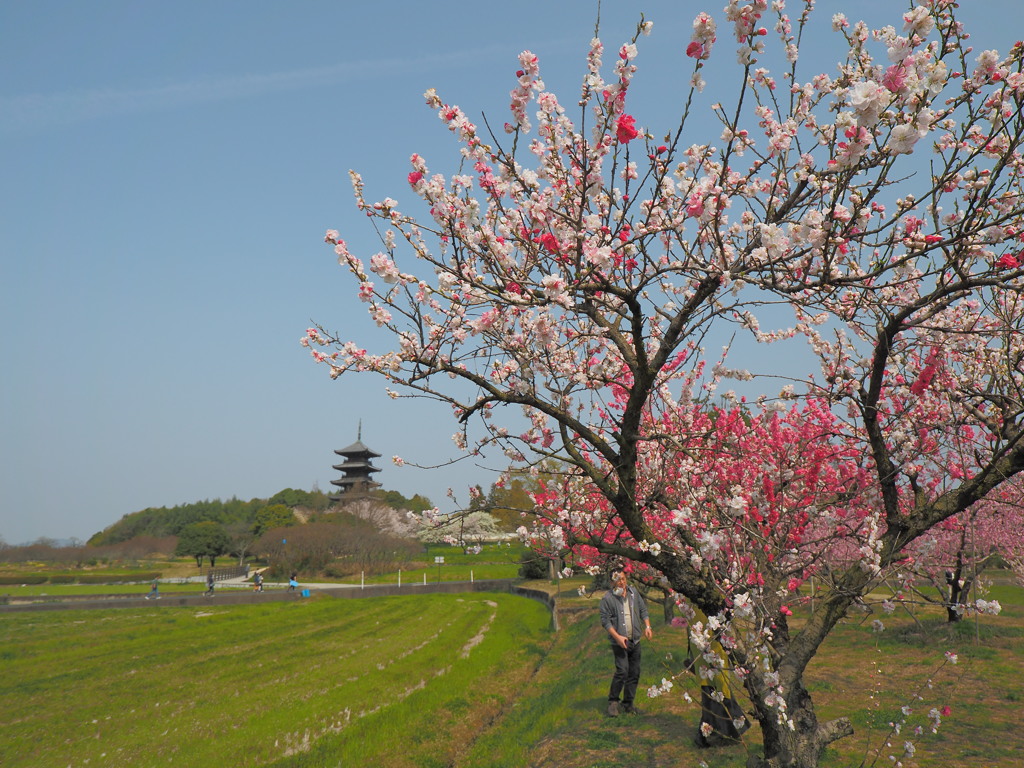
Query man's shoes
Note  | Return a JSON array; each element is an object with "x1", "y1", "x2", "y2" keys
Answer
[
  {"x1": 623, "y1": 703, "x2": 642, "y2": 715},
  {"x1": 607, "y1": 701, "x2": 620, "y2": 717}
]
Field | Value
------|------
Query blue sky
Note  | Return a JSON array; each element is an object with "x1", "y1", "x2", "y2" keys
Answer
[{"x1": 1, "y1": 2, "x2": 1019, "y2": 545}]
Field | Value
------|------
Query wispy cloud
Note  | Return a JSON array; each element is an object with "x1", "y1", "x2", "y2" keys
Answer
[{"x1": 0, "y1": 43, "x2": 551, "y2": 135}]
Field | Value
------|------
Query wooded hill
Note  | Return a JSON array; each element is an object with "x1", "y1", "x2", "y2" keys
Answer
[{"x1": 87, "y1": 488, "x2": 433, "y2": 546}]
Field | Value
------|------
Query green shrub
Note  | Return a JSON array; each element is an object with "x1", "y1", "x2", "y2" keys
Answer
[
  {"x1": 47, "y1": 575, "x2": 77, "y2": 584},
  {"x1": 517, "y1": 552, "x2": 549, "y2": 579}
]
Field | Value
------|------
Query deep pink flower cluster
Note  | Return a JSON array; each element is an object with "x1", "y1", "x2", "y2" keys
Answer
[
  {"x1": 616, "y1": 113, "x2": 639, "y2": 143},
  {"x1": 997, "y1": 251, "x2": 1021, "y2": 269}
]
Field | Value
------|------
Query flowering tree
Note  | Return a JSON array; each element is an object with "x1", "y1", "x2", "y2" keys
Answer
[
  {"x1": 906, "y1": 480, "x2": 1024, "y2": 621},
  {"x1": 305, "y1": 2, "x2": 1024, "y2": 766},
  {"x1": 417, "y1": 509, "x2": 503, "y2": 547}
]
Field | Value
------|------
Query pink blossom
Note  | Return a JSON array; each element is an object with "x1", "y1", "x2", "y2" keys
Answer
[
  {"x1": 909, "y1": 365, "x2": 936, "y2": 395},
  {"x1": 996, "y1": 252, "x2": 1021, "y2": 269},
  {"x1": 882, "y1": 64, "x2": 908, "y2": 93},
  {"x1": 538, "y1": 232, "x2": 562, "y2": 253},
  {"x1": 408, "y1": 171, "x2": 423, "y2": 186},
  {"x1": 886, "y1": 122, "x2": 924, "y2": 154},
  {"x1": 686, "y1": 41, "x2": 705, "y2": 59},
  {"x1": 616, "y1": 113, "x2": 640, "y2": 143},
  {"x1": 904, "y1": 6, "x2": 936, "y2": 37},
  {"x1": 904, "y1": 216, "x2": 924, "y2": 236}
]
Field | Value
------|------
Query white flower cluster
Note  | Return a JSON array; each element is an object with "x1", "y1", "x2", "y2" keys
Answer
[
  {"x1": 975, "y1": 599, "x2": 1002, "y2": 615},
  {"x1": 647, "y1": 677, "x2": 675, "y2": 698},
  {"x1": 638, "y1": 539, "x2": 663, "y2": 556}
]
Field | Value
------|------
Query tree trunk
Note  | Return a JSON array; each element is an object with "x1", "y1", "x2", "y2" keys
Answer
[
  {"x1": 747, "y1": 679, "x2": 853, "y2": 768},
  {"x1": 944, "y1": 569, "x2": 973, "y2": 622}
]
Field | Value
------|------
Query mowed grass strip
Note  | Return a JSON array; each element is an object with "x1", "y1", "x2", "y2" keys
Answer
[
  {"x1": 267, "y1": 596, "x2": 555, "y2": 768},
  {"x1": 0, "y1": 592, "x2": 552, "y2": 768}
]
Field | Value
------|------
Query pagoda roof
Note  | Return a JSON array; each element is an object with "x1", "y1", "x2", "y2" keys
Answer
[
  {"x1": 329, "y1": 479, "x2": 382, "y2": 489},
  {"x1": 334, "y1": 439, "x2": 381, "y2": 458},
  {"x1": 330, "y1": 477, "x2": 382, "y2": 489},
  {"x1": 332, "y1": 460, "x2": 381, "y2": 473}
]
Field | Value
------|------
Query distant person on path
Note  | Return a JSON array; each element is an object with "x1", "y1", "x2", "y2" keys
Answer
[
  {"x1": 205, "y1": 572, "x2": 215, "y2": 596},
  {"x1": 288, "y1": 574, "x2": 298, "y2": 592},
  {"x1": 253, "y1": 572, "x2": 264, "y2": 592},
  {"x1": 599, "y1": 569, "x2": 652, "y2": 717},
  {"x1": 146, "y1": 579, "x2": 160, "y2": 600}
]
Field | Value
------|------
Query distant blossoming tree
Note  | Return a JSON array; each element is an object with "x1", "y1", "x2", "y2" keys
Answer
[
  {"x1": 906, "y1": 480, "x2": 1024, "y2": 621},
  {"x1": 305, "y1": 2, "x2": 1024, "y2": 766}
]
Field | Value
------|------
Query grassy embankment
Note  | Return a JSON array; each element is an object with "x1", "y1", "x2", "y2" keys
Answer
[
  {"x1": 3, "y1": 579, "x2": 1022, "y2": 767},
  {"x1": 331, "y1": 543, "x2": 528, "y2": 585},
  {"x1": 0, "y1": 544, "x2": 526, "y2": 600}
]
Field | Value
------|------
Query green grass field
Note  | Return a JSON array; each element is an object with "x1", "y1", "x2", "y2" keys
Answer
[
  {"x1": 3, "y1": 582, "x2": 1022, "y2": 767},
  {"x1": 0, "y1": 592, "x2": 552, "y2": 768}
]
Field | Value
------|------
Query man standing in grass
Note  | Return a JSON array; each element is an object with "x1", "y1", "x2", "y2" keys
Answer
[{"x1": 599, "y1": 569, "x2": 652, "y2": 717}]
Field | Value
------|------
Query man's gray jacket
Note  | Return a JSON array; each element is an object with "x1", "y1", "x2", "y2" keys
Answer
[{"x1": 599, "y1": 585, "x2": 649, "y2": 644}]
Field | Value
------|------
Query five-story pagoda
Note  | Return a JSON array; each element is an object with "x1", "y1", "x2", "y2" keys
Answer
[{"x1": 329, "y1": 426, "x2": 382, "y2": 502}]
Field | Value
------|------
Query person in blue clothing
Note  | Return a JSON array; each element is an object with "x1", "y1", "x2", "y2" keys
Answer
[{"x1": 599, "y1": 569, "x2": 653, "y2": 717}]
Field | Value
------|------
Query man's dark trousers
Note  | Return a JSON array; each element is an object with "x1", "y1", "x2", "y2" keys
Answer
[{"x1": 609, "y1": 640, "x2": 642, "y2": 707}]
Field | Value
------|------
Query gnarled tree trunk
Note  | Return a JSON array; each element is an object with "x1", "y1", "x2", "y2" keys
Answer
[{"x1": 746, "y1": 679, "x2": 853, "y2": 768}]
